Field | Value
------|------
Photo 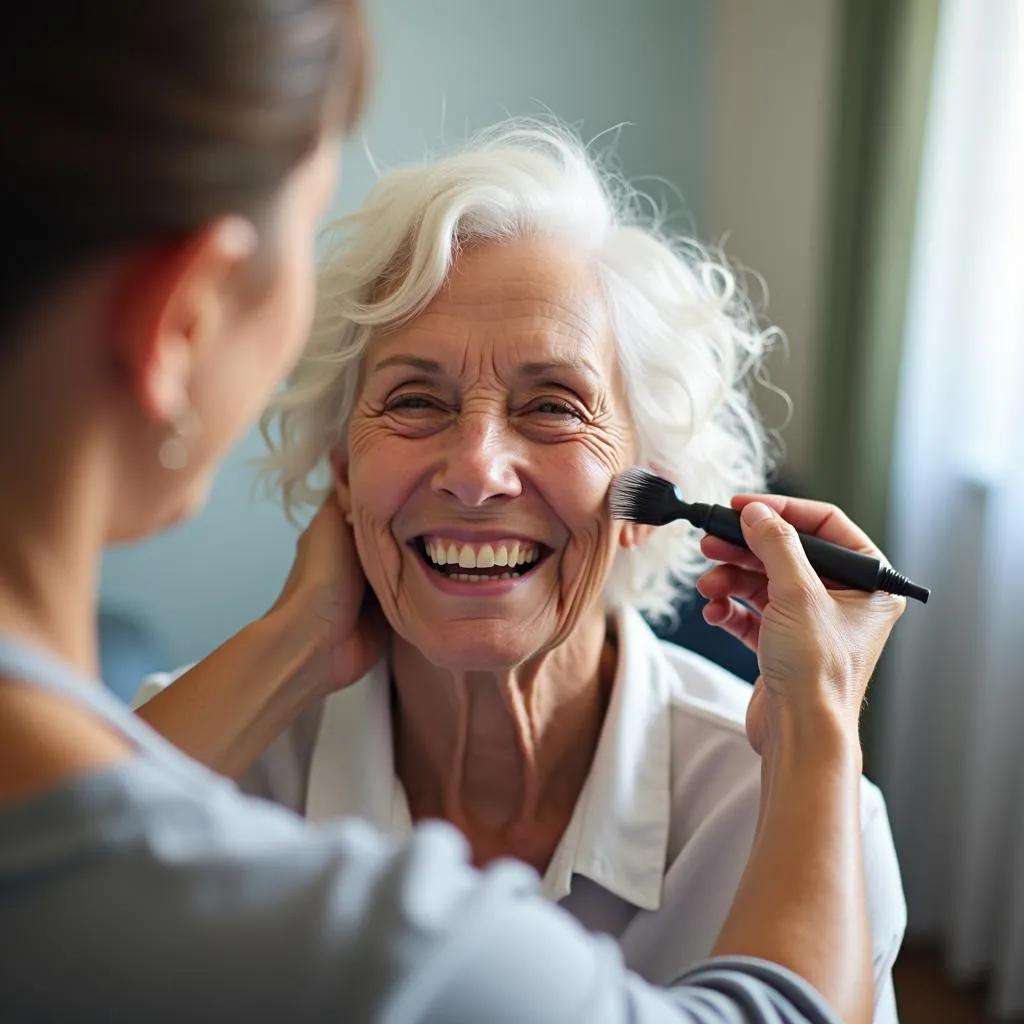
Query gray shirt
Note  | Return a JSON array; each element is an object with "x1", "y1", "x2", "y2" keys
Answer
[{"x1": 0, "y1": 638, "x2": 841, "y2": 1024}]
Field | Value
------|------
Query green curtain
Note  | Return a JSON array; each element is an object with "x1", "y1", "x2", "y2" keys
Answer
[
  {"x1": 811, "y1": 0, "x2": 941, "y2": 766},
  {"x1": 813, "y1": 0, "x2": 941, "y2": 544}
]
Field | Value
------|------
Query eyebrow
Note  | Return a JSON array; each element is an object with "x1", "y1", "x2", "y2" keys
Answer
[
  {"x1": 370, "y1": 355, "x2": 444, "y2": 374},
  {"x1": 369, "y1": 354, "x2": 600, "y2": 379},
  {"x1": 517, "y1": 359, "x2": 600, "y2": 379}
]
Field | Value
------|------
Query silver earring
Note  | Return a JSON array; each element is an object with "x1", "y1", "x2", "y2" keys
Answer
[{"x1": 158, "y1": 407, "x2": 201, "y2": 471}]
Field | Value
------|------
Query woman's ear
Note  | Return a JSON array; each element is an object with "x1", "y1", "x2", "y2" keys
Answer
[
  {"x1": 112, "y1": 217, "x2": 257, "y2": 424},
  {"x1": 619, "y1": 523, "x2": 654, "y2": 550},
  {"x1": 331, "y1": 445, "x2": 354, "y2": 525}
]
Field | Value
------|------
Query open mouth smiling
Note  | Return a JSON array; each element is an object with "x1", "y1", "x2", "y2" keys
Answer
[{"x1": 413, "y1": 536, "x2": 551, "y2": 583}]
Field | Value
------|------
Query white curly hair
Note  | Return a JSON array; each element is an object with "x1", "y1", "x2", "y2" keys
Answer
[{"x1": 260, "y1": 120, "x2": 780, "y2": 621}]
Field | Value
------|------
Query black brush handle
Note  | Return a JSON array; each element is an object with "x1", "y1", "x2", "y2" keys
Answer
[{"x1": 688, "y1": 503, "x2": 929, "y2": 602}]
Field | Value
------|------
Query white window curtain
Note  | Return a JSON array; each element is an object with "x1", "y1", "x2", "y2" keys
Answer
[{"x1": 879, "y1": 0, "x2": 1024, "y2": 1017}]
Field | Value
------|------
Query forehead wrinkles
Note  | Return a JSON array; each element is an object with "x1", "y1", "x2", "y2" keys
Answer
[
  {"x1": 403, "y1": 297, "x2": 610, "y2": 385},
  {"x1": 365, "y1": 239, "x2": 621, "y2": 387},
  {"x1": 438, "y1": 256, "x2": 605, "y2": 327}
]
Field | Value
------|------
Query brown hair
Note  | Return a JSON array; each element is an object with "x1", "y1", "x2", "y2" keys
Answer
[{"x1": 0, "y1": 0, "x2": 368, "y2": 336}]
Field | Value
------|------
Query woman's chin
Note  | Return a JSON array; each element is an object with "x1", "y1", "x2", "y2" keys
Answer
[
  {"x1": 106, "y1": 477, "x2": 212, "y2": 544},
  {"x1": 411, "y1": 623, "x2": 543, "y2": 674}
]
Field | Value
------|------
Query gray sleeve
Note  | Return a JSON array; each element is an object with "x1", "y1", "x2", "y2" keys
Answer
[
  {"x1": 2, "y1": 772, "x2": 840, "y2": 1024},
  {"x1": 663, "y1": 960, "x2": 844, "y2": 1024},
  {"x1": 402, "y1": 899, "x2": 842, "y2": 1024},
  {"x1": 383, "y1": 848, "x2": 841, "y2": 1024},
  {"x1": 176, "y1": 813, "x2": 844, "y2": 1024}
]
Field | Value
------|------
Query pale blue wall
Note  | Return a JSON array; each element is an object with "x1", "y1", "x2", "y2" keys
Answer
[{"x1": 100, "y1": 0, "x2": 712, "y2": 666}]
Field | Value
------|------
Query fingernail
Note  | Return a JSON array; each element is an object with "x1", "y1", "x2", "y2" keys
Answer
[
  {"x1": 742, "y1": 502, "x2": 773, "y2": 525},
  {"x1": 703, "y1": 601, "x2": 725, "y2": 623}
]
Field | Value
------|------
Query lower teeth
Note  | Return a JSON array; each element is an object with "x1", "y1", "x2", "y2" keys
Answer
[{"x1": 449, "y1": 571, "x2": 521, "y2": 582}]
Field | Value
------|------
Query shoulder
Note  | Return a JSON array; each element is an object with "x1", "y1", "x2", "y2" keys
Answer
[
  {"x1": 621, "y1": 606, "x2": 753, "y2": 724},
  {"x1": 633, "y1": 614, "x2": 761, "y2": 796},
  {"x1": 632, "y1": 615, "x2": 903, "y2": 853},
  {"x1": 629, "y1": 612, "x2": 906, "y2": 930},
  {"x1": 614, "y1": 608, "x2": 761, "y2": 849},
  {"x1": 0, "y1": 681, "x2": 133, "y2": 804},
  {"x1": 652, "y1": 635, "x2": 765, "y2": 850},
  {"x1": 657, "y1": 635, "x2": 755, "y2": 741},
  {"x1": 618, "y1": 605, "x2": 754, "y2": 746}
]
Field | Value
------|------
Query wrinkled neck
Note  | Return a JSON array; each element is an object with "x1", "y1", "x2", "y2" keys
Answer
[{"x1": 390, "y1": 607, "x2": 617, "y2": 853}]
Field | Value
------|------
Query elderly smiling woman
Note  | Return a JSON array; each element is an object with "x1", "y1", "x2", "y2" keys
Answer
[{"x1": 136, "y1": 123, "x2": 906, "y2": 1019}]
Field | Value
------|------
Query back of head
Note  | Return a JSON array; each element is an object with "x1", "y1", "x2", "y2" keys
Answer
[{"x1": 0, "y1": 0, "x2": 367, "y2": 341}]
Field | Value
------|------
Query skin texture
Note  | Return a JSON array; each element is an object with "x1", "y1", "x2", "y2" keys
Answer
[{"x1": 335, "y1": 238, "x2": 648, "y2": 866}]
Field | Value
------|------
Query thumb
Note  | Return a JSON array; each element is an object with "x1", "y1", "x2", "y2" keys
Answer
[{"x1": 740, "y1": 502, "x2": 823, "y2": 599}]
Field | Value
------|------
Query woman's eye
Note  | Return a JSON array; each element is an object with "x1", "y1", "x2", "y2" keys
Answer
[
  {"x1": 532, "y1": 399, "x2": 584, "y2": 419},
  {"x1": 386, "y1": 393, "x2": 439, "y2": 412}
]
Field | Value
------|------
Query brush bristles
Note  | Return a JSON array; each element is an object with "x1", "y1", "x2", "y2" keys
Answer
[{"x1": 608, "y1": 469, "x2": 682, "y2": 524}]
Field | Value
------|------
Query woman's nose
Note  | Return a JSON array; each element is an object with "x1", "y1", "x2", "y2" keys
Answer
[{"x1": 430, "y1": 413, "x2": 523, "y2": 506}]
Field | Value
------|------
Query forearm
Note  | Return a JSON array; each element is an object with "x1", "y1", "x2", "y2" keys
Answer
[
  {"x1": 712, "y1": 716, "x2": 873, "y2": 1024},
  {"x1": 134, "y1": 608, "x2": 325, "y2": 779}
]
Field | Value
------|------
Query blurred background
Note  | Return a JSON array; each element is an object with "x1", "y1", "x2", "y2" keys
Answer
[{"x1": 99, "y1": 1, "x2": 1023, "y2": 1020}]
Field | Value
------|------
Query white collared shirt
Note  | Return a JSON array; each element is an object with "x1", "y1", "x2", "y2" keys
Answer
[{"x1": 136, "y1": 605, "x2": 906, "y2": 1022}]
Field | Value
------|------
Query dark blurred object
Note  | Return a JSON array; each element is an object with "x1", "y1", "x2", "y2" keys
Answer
[
  {"x1": 0, "y1": 0, "x2": 367, "y2": 340},
  {"x1": 652, "y1": 593, "x2": 759, "y2": 683},
  {"x1": 98, "y1": 608, "x2": 169, "y2": 704},
  {"x1": 893, "y1": 945, "x2": 989, "y2": 1024}
]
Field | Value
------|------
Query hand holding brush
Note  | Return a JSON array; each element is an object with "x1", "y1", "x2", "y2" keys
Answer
[{"x1": 608, "y1": 469, "x2": 930, "y2": 603}]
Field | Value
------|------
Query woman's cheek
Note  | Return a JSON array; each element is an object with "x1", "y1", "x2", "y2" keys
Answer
[
  {"x1": 350, "y1": 523, "x2": 411, "y2": 649},
  {"x1": 549, "y1": 450, "x2": 623, "y2": 604},
  {"x1": 549, "y1": 453, "x2": 616, "y2": 539},
  {"x1": 346, "y1": 436, "x2": 408, "y2": 608},
  {"x1": 345, "y1": 414, "x2": 379, "y2": 464}
]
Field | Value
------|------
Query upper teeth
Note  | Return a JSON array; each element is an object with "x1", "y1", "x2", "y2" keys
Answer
[{"x1": 424, "y1": 538, "x2": 540, "y2": 569}]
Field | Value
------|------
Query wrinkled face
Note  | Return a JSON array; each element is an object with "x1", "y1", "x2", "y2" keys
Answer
[{"x1": 338, "y1": 238, "x2": 641, "y2": 671}]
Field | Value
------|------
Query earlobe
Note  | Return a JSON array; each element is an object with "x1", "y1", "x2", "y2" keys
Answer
[{"x1": 619, "y1": 523, "x2": 654, "y2": 550}]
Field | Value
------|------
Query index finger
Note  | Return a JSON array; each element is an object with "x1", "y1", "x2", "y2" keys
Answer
[{"x1": 730, "y1": 494, "x2": 882, "y2": 559}]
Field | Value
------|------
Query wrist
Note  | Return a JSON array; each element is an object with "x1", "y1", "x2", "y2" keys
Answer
[
  {"x1": 254, "y1": 598, "x2": 329, "y2": 701},
  {"x1": 767, "y1": 699, "x2": 864, "y2": 776}
]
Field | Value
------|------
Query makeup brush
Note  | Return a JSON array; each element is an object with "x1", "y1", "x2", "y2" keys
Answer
[{"x1": 608, "y1": 469, "x2": 930, "y2": 603}]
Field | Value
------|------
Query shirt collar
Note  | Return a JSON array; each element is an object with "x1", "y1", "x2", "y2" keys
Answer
[
  {"x1": 306, "y1": 660, "x2": 411, "y2": 833},
  {"x1": 541, "y1": 605, "x2": 672, "y2": 910},
  {"x1": 305, "y1": 605, "x2": 672, "y2": 911}
]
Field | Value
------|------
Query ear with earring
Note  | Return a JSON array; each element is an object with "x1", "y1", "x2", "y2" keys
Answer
[{"x1": 158, "y1": 404, "x2": 201, "y2": 471}]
